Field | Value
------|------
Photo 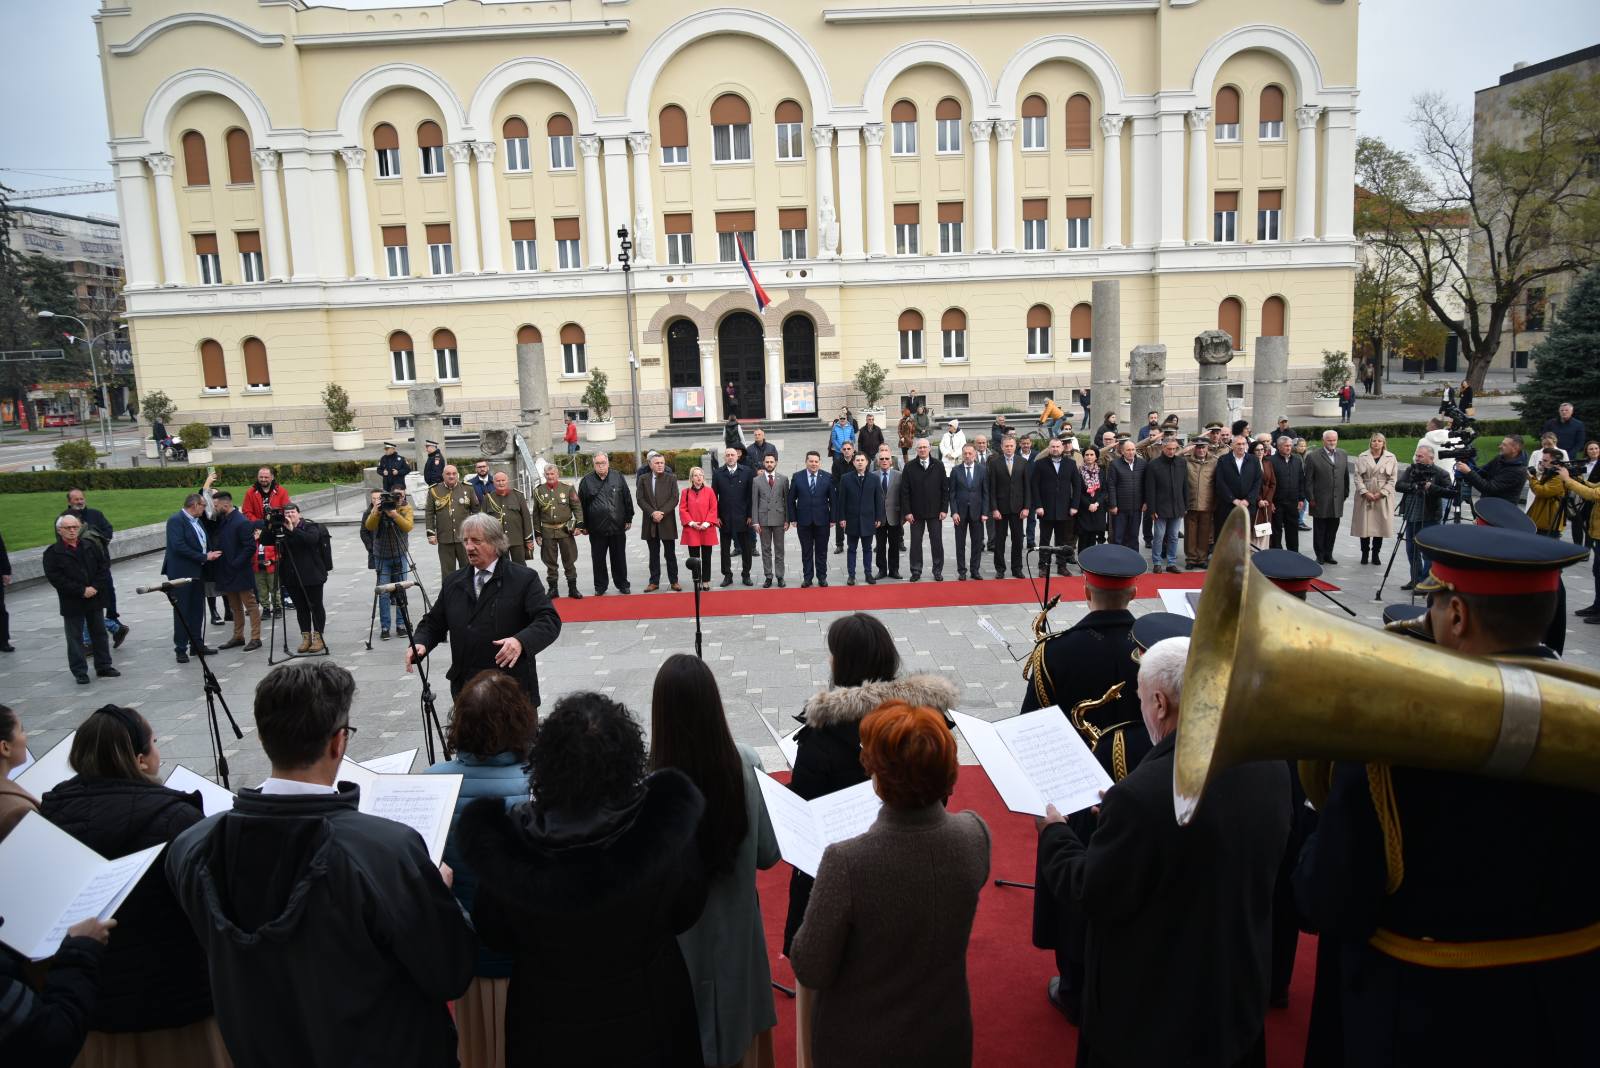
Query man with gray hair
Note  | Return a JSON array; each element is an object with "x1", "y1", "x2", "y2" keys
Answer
[
  {"x1": 1035, "y1": 636, "x2": 1290, "y2": 1067},
  {"x1": 43, "y1": 512, "x2": 118, "y2": 684},
  {"x1": 1304, "y1": 429, "x2": 1351, "y2": 565},
  {"x1": 407, "y1": 512, "x2": 562, "y2": 703}
]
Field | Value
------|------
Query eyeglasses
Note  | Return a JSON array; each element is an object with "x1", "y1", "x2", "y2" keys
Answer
[{"x1": 336, "y1": 723, "x2": 359, "y2": 739}]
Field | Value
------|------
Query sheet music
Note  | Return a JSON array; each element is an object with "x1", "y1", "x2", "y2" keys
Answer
[
  {"x1": 994, "y1": 710, "x2": 1114, "y2": 817},
  {"x1": 359, "y1": 749, "x2": 419, "y2": 775},
  {"x1": 164, "y1": 765, "x2": 236, "y2": 816},
  {"x1": 360, "y1": 775, "x2": 463, "y2": 865},
  {"x1": 951, "y1": 711, "x2": 1046, "y2": 816},
  {"x1": 1158, "y1": 588, "x2": 1197, "y2": 619},
  {"x1": 38, "y1": 842, "x2": 165, "y2": 959},
  {"x1": 8, "y1": 747, "x2": 34, "y2": 781},
  {"x1": 15, "y1": 732, "x2": 77, "y2": 796},
  {"x1": 811, "y1": 780, "x2": 882, "y2": 846},
  {"x1": 335, "y1": 758, "x2": 379, "y2": 792},
  {"x1": 757, "y1": 713, "x2": 800, "y2": 766},
  {"x1": 755, "y1": 774, "x2": 880, "y2": 878}
]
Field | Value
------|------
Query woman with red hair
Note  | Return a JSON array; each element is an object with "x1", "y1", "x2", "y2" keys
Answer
[{"x1": 790, "y1": 701, "x2": 989, "y2": 1068}]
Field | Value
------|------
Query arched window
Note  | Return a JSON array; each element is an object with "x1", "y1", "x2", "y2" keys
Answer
[
  {"x1": 373, "y1": 123, "x2": 400, "y2": 177},
  {"x1": 432, "y1": 328, "x2": 460, "y2": 382},
  {"x1": 935, "y1": 98, "x2": 962, "y2": 153},
  {"x1": 417, "y1": 120, "x2": 444, "y2": 176},
  {"x1": 516, "y1": 324, "x2": 542, "y2": 345},
  {"x1": 224, "y1": 128, "x2": 252, "y2": 185},
  {"x1": 897, "y1": 310, "x2": 924, "y2": 363},
  {"x1": 1261, "y1": 296, "x2": 1286, "y2": 338},
  {"x1": 891, "y1": 100, "x2": 918, "y2": 156},
  {"x1": 389, "y1": 330, "x2": 416, "y2": 384},
  {"x1": 710, "y1": 93, "x2": 752, "y2": 163},
  {"x1": 775, "y1": 99, "x2": 804, "y2": 161},
  {"x1": 181, "y1": 130, "x2": 209, "y2": 187},
  {"x1": 548, "y1": 114, "x2": 575, "y2": 170},
  {"x1": 1259, "y1": 85, "x2": 1285, "y2": 139},
  {"x1": 1070, "y1": 303, "x2": 1092, "y2": 355},
  {"x1": 1065, "y1": 95, "x2": 1092, "y2": 151},
  {"x1": 941, "y1": 308, "x2": 968, "y2": 362},
  {"x1": 559, "y1": 323, "x2": 586, "y2": 376},
  {"x1": 1218, "y1": 297, "x2": 1244, "y2": 352},
  {"x1": 1027, "y1": 304, "x2": 1053, "y2": 358},
  {"x1": 659, "y1": 104, "x2": 688, "y2": 164},
  {"x1": 1215, "y1": 86, "x2": 1241, "y2": 142},
  {"x1": 242, "y1": 337, "x2": 270, "y2": 390},
  {"x1": 199, "y1": 339, "x2": 226, "y2": 392},
  {"x1": 503, "y1": 117, "x2": 530, "y2": 172},
  {"x1": 1021, "y1": 94, "x2": 1048, "y2": 150}
]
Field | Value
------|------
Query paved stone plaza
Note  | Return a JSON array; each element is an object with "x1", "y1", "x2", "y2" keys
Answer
[{"x1": 5, "y1": 499, "x2": 1596, "y2": 789}]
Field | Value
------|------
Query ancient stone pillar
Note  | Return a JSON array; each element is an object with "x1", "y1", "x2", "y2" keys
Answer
[
  {"x1": 1193, "y1": 330, "x2": 1236, "y2": 430},
  {"x1": 516, "y1": 338, "x2": 552, "y2": 455},
  {"x1": 1253, "y1": 336, "x2": 1289, "y2": 430},
  {"x1": 1090, "y1": 279, "x2": 1121, "y2": 424},
  {"x1": 407, "y1": 386, "x2": 445, "y2": 473},
  {"x1": 1129, "y1": 345, "x2": 1167, "y2": 429}
]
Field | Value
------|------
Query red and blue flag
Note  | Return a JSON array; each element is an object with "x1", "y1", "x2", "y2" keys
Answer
[{"x1": 736, "y1": 234, "x2": 770, "y2": 311}]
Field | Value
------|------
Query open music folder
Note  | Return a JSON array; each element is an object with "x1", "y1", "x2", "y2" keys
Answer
[
  {"x1": 952, "y1": 708, "x2": 1114, "y2": 818},
  {"x1": 13, "y1": 732, "x2": 78, "y2": 797},
  {"x1": 755, "y1": 774, "x2": 881, "y2": 878}
]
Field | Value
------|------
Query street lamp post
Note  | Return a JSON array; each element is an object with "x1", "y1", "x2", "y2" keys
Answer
[
  {"x1": 38, "y1": 310, "x2": 117, "y2": 452},
  {"x1": 616, "y1": 226, "x2": 645, "y2": 473}
]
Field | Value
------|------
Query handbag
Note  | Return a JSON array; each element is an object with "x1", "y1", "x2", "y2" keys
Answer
[{"x1": 1254, "y1": 521, "x2": 1273, "y2": 540}]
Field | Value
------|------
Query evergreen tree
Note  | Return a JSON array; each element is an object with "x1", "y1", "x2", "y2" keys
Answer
[{"x1": 1514, "y1": 266, "x2": 1600, "y2": 428}]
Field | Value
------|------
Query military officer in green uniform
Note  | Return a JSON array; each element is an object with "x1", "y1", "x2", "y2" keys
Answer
[
  {"x1": 425, "y1": 464, "x2": 480, "y2": 580},
  {"x1": 481, "y1": 470, "x2": 535, "y2": 564},
  {"x1": 532, "y1": 464, "x2": 585, "y2": 599}
]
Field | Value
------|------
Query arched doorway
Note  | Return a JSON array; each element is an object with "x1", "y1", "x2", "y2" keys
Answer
[
  {"x1": 782, "y1": 314, "x2": 817, "y2": 421},
  {"x1": 718, "y1": 312, "x2": 765, "y2": 419},
  {"x1": 666, "y1": 319, "x2": 702, "y2": 423}
]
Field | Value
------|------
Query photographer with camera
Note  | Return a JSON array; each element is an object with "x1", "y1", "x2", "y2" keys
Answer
[
  {"x1": 1396, "y1": 445, "x2": 1455, "y2": 591},
  {"x1": 263, "y1": 503, "x2": 331, "y2": 654},
  {"x1": 362, "y1": 488, "x2": 414, "y2": 641},
  {"x1": 1526, "y1": 449, "x2": 1571, "y2": 537},
  {"x1": 1453, "y1": 436, "x2": 1528, "y2": 505},
  {"x1": 243, "y1": 467, "x2": 291, "y2": 618}
]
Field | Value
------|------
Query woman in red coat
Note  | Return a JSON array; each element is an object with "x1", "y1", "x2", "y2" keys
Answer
[{"x1": 679, "y1": 467, "x2": 720, "y2": 591}]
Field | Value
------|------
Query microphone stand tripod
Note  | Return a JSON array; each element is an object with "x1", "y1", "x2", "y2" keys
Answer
[
  {"x1": 686, "y1": 559, "x2": 705, "y2": 658},
  {"x1": 159, "y1": 586, "x2": 243, "y2": 787},
  {"x1": 392, "y1": 586, "x2": 449, "y2": 764},
  {"x1": 364, "y1": 506, "x2": 433, "y2": 650}
]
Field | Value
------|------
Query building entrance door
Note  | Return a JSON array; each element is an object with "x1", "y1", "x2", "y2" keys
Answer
[
  {"x1": 667, "y1": 319, "x2": 702, "y2": 423},
  {"x1": 718, "y1": 312, "x2": 766, "y2": 419}
]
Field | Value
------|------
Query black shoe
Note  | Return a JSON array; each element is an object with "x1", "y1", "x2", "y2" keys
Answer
[
  {"x1": 175, "y1": 651, "x2": 189, "y2": 664},
  {"x1": 958, "y1": 572, "x2": 968, "y2": 581},
  {"x1": 209, "y1": 615, "x2": 223, "y2": 626},
  {"x1": 866, "y1": 576, "x2": 877, "y2": 585},
  {"x1": 764, "y1": 577, "x2": 773, "y2": 589},
  {"x1": 802, "y1": 580, "x2": 813, "y2": 589},
  {"x1": 972, "y1": 570, "x2": 983, "y2": 580},
  {"x1": 1577, "y1": 604, "x2": 1600, "y2": 617},
  {"x1": 720, "y1": 576, "x2": 734, "y2": 588},
  {"x1": 0, "y1": 644, "x2": 12, "y2": 653},
  {"x1": 75, "y1": 674, "x2": 91, "y2": 685},
  {"x1": 848, "y1": 577, "x2": 856, "y2": 586},
  {"x1": 618, "y1": 586, "x2": 632, "y2": 594},
  {"x1": 112, "y1": 622, "x2": 131, "y2": 649},
  {"x1": 1325, "y1": 558, "x2": 1339, "y2": 566},
  {"x1": 1586, "y1": 615, "x2": 1600, "y2": 625},
  {"x1": 192, "y1": 645, "x2": 219, "y2": 656},
  {"x1": 876, "y1": 569, "x2": 888, "y2": 580},
  {"x1": 777, "y1": 578, "x2": 786, "y2": 588},
  {"x1": 833, "y1": 545, "x2": 843, "y2": 555},
  {"x1": 933, "y1": 573, "x2": 944, "y2": 582},
  {"x1": 889, "y1": 571, "x2": 902, "y2": 580},
  {"x1": 742, "y1": 575, "x2": 753, "y2": 587},
  {"x1": 96, "y1": 667, "x2": 121, "y2": 678},
  {"x1": 1046, "y1": 976, "x2": 1080, "y2": 1026},
  {"x1": 1400, "y1": 582, "x2": 1418, "y2": 591},
  {"x1": 566, "y1": 585, "x2": 584, "y2": 600},
  {"x1": 819, "y1": 580, "x2": 829, "y2": 588},
  {"x1": 218, "y1": 637, "x2": 245, "y2": 650},
  {"x1": 380, "y1": 629, "x2": 391, "y2": 641},
  {"x1": 243, "y1": 639, "x2": 262, "y2": 651}
]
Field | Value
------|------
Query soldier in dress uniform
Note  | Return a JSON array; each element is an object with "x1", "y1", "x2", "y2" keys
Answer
[
  {"x1": 1296, "y1": 525, "x2": 1599, "y2": 1068},
  {"x1": 1473, "y1": 495, "x2": 1567, "y2": 653},
  {"x1": 425, "y1": 464, "x2": 480, "y2": 580},
  {"x1": 480, "y1": 471, "x2": 534, "y2": 564},
  {"x1": 1022, "y1": 543, "x2": 1151, "y2": 1023},
  {"x1": 1130, "y1": 611, "x2": 1192, "y2": 661},
  {"x1": 532, "y1": 465, "x2": 585, "y2": 599},
  {"x1": 377, "y1": 442, "x2": 411, "y2": 493},
  {"x1": 422, "y1": 440, "x2": 446, "y2": 485}
]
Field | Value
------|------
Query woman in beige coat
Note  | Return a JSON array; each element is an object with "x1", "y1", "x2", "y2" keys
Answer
[{"x1": 1352, "y1": 432, "x2": 1398, "y2": 564}]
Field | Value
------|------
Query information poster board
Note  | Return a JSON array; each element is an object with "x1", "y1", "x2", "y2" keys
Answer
[
  {"x1": 782, "y1": 382, "x2": 817, "y2": 416},
  {"x1": 671, "y1": 387, "x2": 705, "y2": 421}
]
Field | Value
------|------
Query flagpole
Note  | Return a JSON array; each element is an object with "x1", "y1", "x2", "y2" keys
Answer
[{"x1": 617, "y1": 226, "x2": 644, "y2": 473}]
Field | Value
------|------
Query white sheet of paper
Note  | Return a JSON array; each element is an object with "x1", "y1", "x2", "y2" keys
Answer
[
  {"x1": 997, "y1": 707, "x2": 1115, "y2": 818},
  {"x1": 0, "y1": 812, "x2": 165, "y2": 959},
  {"x1": 359, "y1": 774, "x2": 463, "y2": 865},
  {"x1": 951, "y1": 711, "x2": 1047, "y2": 815},
  {"x1": 335, "y1": 758, "x2": 379, "y2": 792},
  {"x1": 1158, "y1": 588, "x2": 1197, "y2": 619},
  {"x1": 359, "y1": 749, "x2": 419, "y2": 776},
  {"x1": 976, "y1": 616, "x2": 1009, "y2": 645},
  {"x1": 757, "y1": 713, "x2": 800, "y2": 767},
  {"x1": 8, "y1": 747, "x2": 34, "y2": 781},
  {"x1": 164, "y1": 765, "x2": 236, "y2": 816},
  {"x1": 755, "y1": 774, "x2": 880, "y2": 878},
  {"x1": 15, "y1": 732, "x2": 77, "y2": 797}
]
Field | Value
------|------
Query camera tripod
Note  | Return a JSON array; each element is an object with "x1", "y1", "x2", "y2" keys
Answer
[
  {"x1": 392, "y1": 585, "x2": 450, "y2": 764},
  {"x1": 364, "y1": 506, "x2": 432, "y2": 650}
]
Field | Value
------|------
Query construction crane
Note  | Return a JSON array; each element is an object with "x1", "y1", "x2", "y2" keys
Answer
[{"x1": 11, "y1": 182, "x2": 116, "y2": 199}]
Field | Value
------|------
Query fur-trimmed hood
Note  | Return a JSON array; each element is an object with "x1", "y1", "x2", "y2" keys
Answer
[{"x1": 801, "y1": 673, "x2": 962, "y2": 730}]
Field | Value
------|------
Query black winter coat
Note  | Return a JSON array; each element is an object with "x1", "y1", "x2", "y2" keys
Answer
[
  {"x1": 412, "y1": 552, "x2": 562, "y2": 704},
  {"x1": 577, "y1": 469, "x2": 636, "y2": 535},
  {"x1": 856, "y1": 422, "x2": 885, "y2": 461},
  {"x1": 898, "y1": 456, "x2": 949, "y2": 519},
  {"x1": 269, "y1": 518, "x2": 328, "y2": 588},
  {"x1": 1029, "y1": 455, "x2": 1083, "y2": 521},
  {"x1": 1142, "y1": 454, "x2": 1188, "y2": 518},
  {"x1": 458, "y1": 770, "x2": 708, "y2": 1068},
  {"x1": 41, "y1": 539, "x2": 108, "y2": 617},
  {"x1": 987, "y1": 453, "x2": 1030, "y2": 515},
  {"x1": 0, "y1": 937, "x2": 105, "y2": 1068},
  {"x1": 39, "y1": 777, "x2": 212, "y2": 1032},
  {"x1": 1105, "y1": 456, "x2": 1145, "y2": 513},
  {"x1": 1458, "y1": 454, "x2": 1529, "y2": 503}
]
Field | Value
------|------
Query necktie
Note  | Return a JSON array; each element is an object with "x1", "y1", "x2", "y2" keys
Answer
[
  {"x1": 810, "y1": 473, "x2": 816, "y2": 491},
  {"x1": 474, "y1": 569, "x2": 488, "y2": 600},
  {"x1": 965, "y1": 465, "x2": 973, "y2": 481},
  {"x1": 882, "y1": 471, "x2": 889, "y2": 492},
  {"x1": 768, "y1": 474, "x2": 775, "y2": 488}
]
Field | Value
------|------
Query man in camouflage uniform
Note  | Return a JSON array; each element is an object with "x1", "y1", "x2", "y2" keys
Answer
[
  {"x1": 425, "y1": 464, "x2": 480, "y2": 581},
  {"x1": 532, "y1": 465, "x2": 585, "y2": 599},
  {"x1": 481, "y1": 470, "x2": 535, "y2": 564}
]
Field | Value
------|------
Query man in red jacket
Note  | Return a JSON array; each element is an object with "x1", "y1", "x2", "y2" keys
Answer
[
  {"x1": 242, "y1": 467, "x2": 290, "y2": 617},
  {"x1": 242, "y1": 466, "x2": 289, "y2": 520}
]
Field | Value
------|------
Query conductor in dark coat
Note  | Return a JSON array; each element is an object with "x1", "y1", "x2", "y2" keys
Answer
[
  {"x1": 408, "y1": 512, "x2": 562, "y2": 705},
  {"x1": 1039, "y1": 634, "x2": 1290, "y2": 1067}
]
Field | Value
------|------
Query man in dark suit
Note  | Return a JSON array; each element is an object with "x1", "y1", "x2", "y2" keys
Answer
[
  {"x1": 898, "y1": 437, "x2": 948, "y2": 581},
  {"x1": 787, "y1": 450, "x2": 834, "y2": 588},
  {"x1": 1267, "y1": 435, "x2": 1306, "y2": 552},
  {"x1": 829, "y1": 441, "x2": 858, "y2": 554},
  {"x1": 833, "y1": 451, "x2": 885, "y2": 585},
  {"x1": 1214, "y1": 434, "x2": 1263, "y2": 538},
  {"x1": 988, "y1": 434, "x2": 1030, "y2": 578},
  {"x1": 162, "y1": 493, "x2": 221, "y2": 663},
  {"x1": 42, "y1": 513, "x2": 119, "y2": 685},
  {"x1": 1038, "y1": 631, "x2": 1290, "y2": 1066},
  {"x1": 407, "y1": 512, "x2": 562, "y2": 704},
  {"x1": 872, "y1": 451, "x2": 904, "y2": 579},
  {"x1": 948, "y1": 444, "x2": 989, "y2": 580},
  {"x1": 1105, "y1": 439, "x2": 1145, "y2": 550},
  {"x1": 636, "y1": 452, "x2": 682, "y2": 592},
  {"x1": 712, "y1": 446, "x2": 755, "y2": 586},
  {"x1": 1030, "y1": 438, "x2": 1082, "y2": 577}
]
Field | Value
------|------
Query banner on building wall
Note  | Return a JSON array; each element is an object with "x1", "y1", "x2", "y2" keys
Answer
[
  {"x1": 671, "y1": 387, "x2": 705, "y2": 421},
  {"x1": 782, "y1": 382, "x2": 817, "y2": 416},
  {"x1": 15, "y1": 226, "x2": 123, "y2": 267}
]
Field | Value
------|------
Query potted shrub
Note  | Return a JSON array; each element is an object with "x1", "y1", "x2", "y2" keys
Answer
[
  {"x1": 178, "y1": 421, "x2": 213, "y2": 464},
  {"x1": 853, "y1": 359, "x2": 890, "y2": 422},
  {"x1": 141, "y1": 390, "x2": 176, "y2": 458},
  {"x1": 1311, "y1": 349, "x2": 1352, "y2": 419},
  {"x1": 581, "y1": 368, "x2": 616, "y2": 443},
  {"x1": 323, "y1": 383, "x2": 364, "y2": 452}
]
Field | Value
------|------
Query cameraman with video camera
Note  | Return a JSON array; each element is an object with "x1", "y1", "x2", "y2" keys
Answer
[
  {"x1": 1454, "y1": 435, "x2": 1528, "y2": 505},
  {"x1": 362, "y1": 488, "x2": 414, "y2": 641},
  {"x1": 262, "y1": 502, "x2": 331, "y2": 654},
  {"x1": 1526, "y1": 449, "x2": 1571, "y2": 537}
]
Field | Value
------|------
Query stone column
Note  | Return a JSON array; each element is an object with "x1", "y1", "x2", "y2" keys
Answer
[
  {"x1": 253, "y1": 148, "x2": 290, "y2": 282},
  {"x1": 764, "y1": 335, "x2": 783, "y2": 421},
  {"x1": 1322, "y1": 107, "x2": 1357, "y2": 241},
  {"x1": 516, "y1": 336, "x2": 551, "y2": 451},
  {"x1": 1294, "y1": 106, "x2": 1322, "y2": 241},
  {"x1": 408, "y1": 386, "x2": 446, "y2": 474},
  {"x1": 1253, "y1": 335, "x2": 1290, "y2": 427},
  {"x1": 112, "y1": 158, "x2": 159, "y2": 288},
  {"x1": 1090, "y1": 279, "x2": 1122, "y2": 423},
  {"x1": 1194, "y1": 330, "x2": 1236, "y2": 430},
  {"x1": 472, "y1": 141, "x2": 502, "y2": 272},
  {"x1": 812, "y1": 126, "x2": 836, "y2": 259},
  {"x1": 309, "y1": 150, "x2": 348, "y2": 279},
  {"x1": 1129, "y1": 345, "x2": 1168, "y2": 426},
  {"x1": 835, "y1": 126, "x2": 865, "y2": 260},
  {"x1": 1156, "y1": 111, "x2": 1186, "y2": 247},
  {"x1": 994, "y1": 120, "x2": 1018, "y2": 253},
  {"x1": 145, "y1": 152, "x2": 185, "y2": 286},
  {"x1": 339, "y1": 147, "x2": 376, "y2": 279},
  {"x1": 863, "y1": 123, "x2": 887, "y2": 258},
  {"x1": 969, "y1": 119, "x2": 994, "y2": 254},
  {"x1": 601, "y1": 136, "x2": 632, "y2": 268},
  {"x1": 445, "y1": 143, "x2": 481, "y2": 273},
  {"x1": 1099, "y1": 114, "x2": 1125, "y2": 249},
  {"x1": 278, "y1": 149, "x2": 319, "y2": 282},
  {"x1": 699, "y1": 338, "x2": 720, "y2": 424},
  {"x1": 1186, "y1": 108, "x2": 1212, "y2": 245},
  {"x1": 577, "y1": 134, "x2": 606, "y2": 270},
  {"x1": 627, "y1": 132, "x2": 655, "y2": 266}
]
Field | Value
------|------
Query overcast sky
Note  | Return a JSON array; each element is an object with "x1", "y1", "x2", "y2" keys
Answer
[{"x1": 3, "y1": 0, "x2": 1596, "y2": 219}]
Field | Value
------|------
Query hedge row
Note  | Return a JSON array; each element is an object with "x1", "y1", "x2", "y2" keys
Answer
[
  {"x1": 561, "y1": 449, "x2": 708, "y2": 480},
  {"x1": 0, "y1": 461, "x2": 369, "y2": 494},
  {"x1": 1290, "y1": 417, "x2": 1528, "y2": 441}
]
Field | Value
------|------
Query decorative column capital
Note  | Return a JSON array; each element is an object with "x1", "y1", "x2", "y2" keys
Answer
[
  {"x1": 145, "y1": 152, "x2": 176, "y2": 177},
  {"x1": 627, "y1": 131, "x2": 652, "y2": 156},
  {"x1": 810, "y1": 125, "x2": 835, "y2": 149},
  {"x1": 1295, "y1": 105, "x2": 1324, "y2": 131},
  {"x1": 338, "y1": 145, "x2": 366, "y2": 169},
  {"x1": 250, "y1": 147, "x2": 279, "y2": 171},
  {"x1": 1099, "y1": 114, "x2": 1126, "y2": 138},
  {"x1": 446, "y1": 141, "x2": 474, "y2": 165},
  {"x1": 577, "y1": 133, "x2": 601, "y2": 158},
  {"x1": 968, "y1": 119, "x2": 996, "y2": 143},
  {"x1": 993, "y1": 119, "x2": 1018, "y2": 143},
  {"x1": 1186, "y1": 108, "x2": 1212, "y2": 133},
  {"x1": 470, "y1": 140, "x2": 497, "y2": 162},
  {"x1": 862, "y1": 123, "x2": 885, "y2": 147}
]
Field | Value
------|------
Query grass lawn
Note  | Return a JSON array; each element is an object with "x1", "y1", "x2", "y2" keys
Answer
[{"x1": 0, "y1": 483, "x2": 335, "y2": 551}]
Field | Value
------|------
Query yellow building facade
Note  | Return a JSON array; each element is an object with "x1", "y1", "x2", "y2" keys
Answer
[{"x1": 95, "y1": 0, "x2": 1359, "y2": 447}]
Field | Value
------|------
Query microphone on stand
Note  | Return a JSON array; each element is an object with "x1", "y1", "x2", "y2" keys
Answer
[
  {"x1": 376, "y1": 579, "x2": 419, "y2": 594},
  {"x1": 135, "y1": 577, "x2": 195, "y2": 594}
]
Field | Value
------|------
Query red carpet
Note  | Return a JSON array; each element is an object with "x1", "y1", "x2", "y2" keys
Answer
[{"x1": 757, "y1": 766, "x2": 1317, "y2": 1067}]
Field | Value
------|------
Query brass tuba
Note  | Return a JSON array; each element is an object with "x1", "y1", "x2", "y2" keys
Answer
[{"x1": 1172, "y1": 507, "x2": 1600, "y2": 826}]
